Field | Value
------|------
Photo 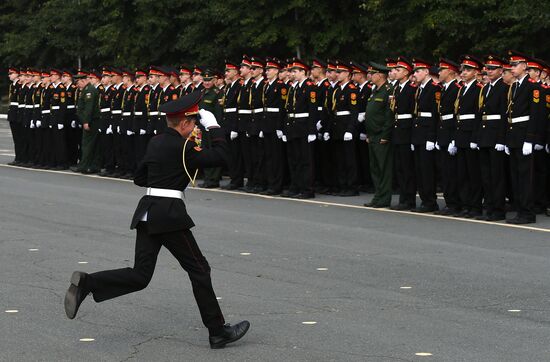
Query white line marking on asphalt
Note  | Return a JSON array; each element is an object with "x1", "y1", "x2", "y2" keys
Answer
[
  {"x1": 5, "y1": 310, "x2": 19, "y2": 313},
  {"x1": 239, "y1": 252, "x2": 251, "y2": 256},
  {"x1": 316, "y1": 268, "x2": 328, "y2": 271},
  {"x1": 28, "y1": 248, "x2": 39, "y2": 251},
  {"x1": 301, "y1": 321, "x2": 317, "y2": 325},
  {"x1": 508, "y1": 309, "x2": 521, "y2": 312},
  {"x1": 415, "y1": 352, "x2": 433, "y2": 356},
  {"x1": 216, "y1": 297, "x2": 222, "y2": 300},
  {"x1": 79, "y1": 338, "x2": 95, "y2": 342},
  {"x1": 2, "y1": 164, "x2": 549, "y2": 234},
  {"x1": 78, "y1": 261, "x2": 88, "y2": 264},
  {"x1": 400, "y1": 286, "x2": 412, "y2": 289}
]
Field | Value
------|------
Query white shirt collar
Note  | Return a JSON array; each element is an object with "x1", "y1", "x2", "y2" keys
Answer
[
  {"x1": 340, "y1": 81, "x2": 349, "y2": 90},
  {"x1": 231, "y1": 79, "x2": 239, "y2": 87},
  {"x1": 420, "y1": 79, "x2": 430, "y2": 89},
  {"x1": 490, "y1": 77, "x2": 502, "y2": 87},
  {"x1": 139, "y1": 84, "x2": 147, "y2": 91},
  {"x1": 463, "y1": 79, "x2": 476, "y2": 92},
  {"x1": 517, "y1": 74, "x2": 528, "y2": 86},
  {"x1": 254, "y1": 76, "x2": 264, "y2": 87},
  {"x1": 298, "y1": 78, "x2": 307, "y2": 87},
  {"x1": 243, "y1": 77, "x2": 252, "y2": 86},
  {"x1": 359, "y1": 80, "x2": 369, "y2": 91},
  {"x1": 268, "y1": 78, "x2": 277, "y2": 86},
  {"x1": 399, "y1": 79, "x2": 409, "y2": 90},
  {"x1": 443, "y1": 80, "x2": 454, "y2": 90},
  {"x1": 316, "y1": 77, "x2": 328, "y2": 87},
  {"x1": 162, "y1": 84, "x2": 170, "y2": 92},
  {"x1": 115, "y1": 82, "x2": 124, "y2": 90}
]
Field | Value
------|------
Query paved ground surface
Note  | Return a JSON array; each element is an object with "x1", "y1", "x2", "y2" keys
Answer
[{"x1": 1, "y1": 120, "x2": 550, "y2": 362}]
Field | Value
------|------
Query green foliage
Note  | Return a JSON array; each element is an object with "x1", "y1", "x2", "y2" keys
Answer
[{"x1": 0, "y1": 0, "x2": 548, "y2": 70}]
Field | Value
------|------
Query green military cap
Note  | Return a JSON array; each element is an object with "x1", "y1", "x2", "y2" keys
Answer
[
  {"x1": 202, "y1": 68, "x2": 216, "y2": 81},
  {"x1": 367, "y1": 61, "x2": 389, "y2": 74}
]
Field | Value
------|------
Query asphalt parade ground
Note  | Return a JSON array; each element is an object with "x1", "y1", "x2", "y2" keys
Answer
[{"x1": 1, "y1": 121, "x2": 550, "y2": 362}]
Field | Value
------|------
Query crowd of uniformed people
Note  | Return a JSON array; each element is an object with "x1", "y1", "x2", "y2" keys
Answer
[{"x1": 6, "y1": 50, "x2": 550, "y2": 224}]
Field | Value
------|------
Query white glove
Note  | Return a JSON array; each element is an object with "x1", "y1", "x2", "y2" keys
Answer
[
  {"x1": 534, "y1": 144, "x2": 544, "y2": 151},
  {"x1": 259, "y1": 131, "x2": 264, "y2": 138},
  {"x1": 323, "y1": 132, "x2": 330, "y2": 141},
  {"x1": 447, "y1": 140, "x2": 457, "y2": 156},
  {"x1": 307, "y1": 134, "x2": 316, "y2": 143},
  {"x1": 57, "y1": 124, "x2": 64, "y2": 130},
  {"x1": 435, "y1": 142, "x2": 440, "y2": 150},
  {"x1": 154, "y1": 129, "x2": 157, "y2": 135},
  {"x1": 230, "y1": 131, "x2": 238, "y2": 140},
  {"x1": 316, "y1": 120, "x2": 322, "y2": 131},
  {"x1": 470, "y1": 142, "x2": 478, "y2": 150},
  {"x1": 411, "y1": 144, "x2": 415, "y2": 151},
  {"x1": 36, "y1": 120, "x2": 42, "y2": 128},
  {"x1": 505, "y1": 146, "x2": 510, "y2": 155},
  {"x1": 522, "y1": 142, "x2": 532, "y2": 156},
  {"x1": 198, "y1": 109, "x2": 219, "y2": 129},
  {"x1": 139, "y1": 129, "x2": 146, "y2": 135},
  {"x1": 282, "y1": 135, "x2": 287, "y2": 142},
  {"x1": 495, "y1": 144, "x2": 505, "y2": 152},
  {"x1": 276, "y1": 130, "x2": 283, "y2": 139},
  {"x1": 358, "y1": 112, "x2": 365, "y2": 123},
  {"x1": 245, "y1": 132, "x2": 250, "y2": 137},
  {"x1": 127, "y1": 130, "x2": 134, "y2": 136},
  {"x1": 426, "y1": 141, "x2": 435, "y2": 151},
  {"x1": 546, "y1": 144, "x2": 550, "y2": 154},
  {"x1": 343, "y1": 132, "x2": 353, "y2": 141},
  {"x1": 360, "y1": 133, "x2": 367, "y2": 141},
  {"x1": 106, "y1": 125, "x2": 113, "y2": 134},
  {"x1": 117, "y1": 126, "x2": 121, "y2": 134},
  {"x1": 30, "y1": 120, "x2": 35, "y2": 129},
  {"x1": 71, "y1": 120, "x2": 77, "y2": 128}
]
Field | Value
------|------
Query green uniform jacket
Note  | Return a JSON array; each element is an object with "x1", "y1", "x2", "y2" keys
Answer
[
  {"x1": 76, "y1": 83, "x2": 100, "y2": 128},
  {"x1": 364, "y1": 81, "x2": 393, "y2": 143},
  {"x1": 199, "y1": 87, "x2": 223, "y2": 122}
]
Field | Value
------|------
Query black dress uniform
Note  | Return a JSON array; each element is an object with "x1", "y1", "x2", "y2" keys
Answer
[
  {"x1": 133, "y1": 71, "x2": 152, "y2": 166},
  {"x1": 476, "y1": 55, "x2": 509, "y2": 220},
  {"x1": 147, "y1": 68, "x2": 163, "y2": 136},
  {"x1": 248, "y1": 58, "x2": 267, "y2": 191},
  {"x1": 49, "y1": 71, "x2": 68, "y2": 169},
  {"x1": 353, "y1": 63, "x2": 374, "y2": 193},
  {"x1": 283, "y1": 60, "x2": 318, "y2": 198},
  {"x1": 411, "y1": 59, "x2": 441, "y2": 212},
  {"x1": 65, "y1": 92, "x2": 250, "y2": 348},
  {"x1": 120, "y1": 78, "x2": 136, "y2": 177},
  {"x1": 236, "y1": 69, "x2": 254, "y2": 190},
  {"x1": 391, "y1": 57, "x2": 417, "y2": 209},
  {"x1": 64, "y1": 77, "x2": 80, "y2": 166},
  {"x1": 31, "y1": 77, "x2": 44, "y2": 165},
  {"x1": 7, "y1": 69, "x2": 21, "y2": 166},
  {"x1": 20, "y1": 78, "x2": 33, "y2": 165},
  {"x1": 260, "y1": 58, "x2": 288, "y2": 194},
  {"x1": 39, "y1": 77, "x2": 54, "y2": 167},
  {"x1": 330, "y1": 62, "x2": 359, "y2": 196},
  {"x1": 110, "y1": 76, "x2": 126, "y2": 176},
  {"x1": 435, "y1": 59, "x2": 462, "y2": 215},
  {"x1": 221, "y1": 61, "x2": 243, "y2": 190},
  {"x1": 98, "y1": 73, "x2": 115, "y2": 172},
  {"x1": 505, "y1": 51, "x2": 541, "y2": 224}
]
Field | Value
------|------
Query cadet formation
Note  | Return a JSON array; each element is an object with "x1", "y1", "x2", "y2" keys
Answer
[{"x1": 5, "y1": 51, "x2": 550, "y2": 224}]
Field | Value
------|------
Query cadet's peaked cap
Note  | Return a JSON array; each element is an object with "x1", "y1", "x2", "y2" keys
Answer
[
  {"x1": 159, "y1": 91, "x2": 202, "y2": 118},
  {"x1": 368, "y1": 61, "x2": 389, "y2": 74}
]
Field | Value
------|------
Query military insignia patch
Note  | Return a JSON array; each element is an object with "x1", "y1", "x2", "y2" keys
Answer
[
  {"x1": 435, "y1": 92, "x2": 441, "y2": 101},
  {"x1": 68, "y1": 92, "x2": 72, "y2": 97},
  {"x1": 546, "y1": 94, "x2": 550, "y2": 103},
  {"x1": 61, "y1": 92, "x2": 66, "y2": 97},
  {"x1": 172, "y1": 94, "x2": 178, "y2": 100},
  {"x1": 350, "y1": 93, "x2": 357, "y2": 100},
  {"x1": 310, "y1": 91, "x2": 316, "y2": 103},
  {"x1": 534, "y1": 90, "x2": 540, "y2": 103},
  {"x1": 281, "y1": 88, "x2": 287, "y2": 95},
  {"x1": 86, "y1": 93, "x2": 92, "y2": 99}
]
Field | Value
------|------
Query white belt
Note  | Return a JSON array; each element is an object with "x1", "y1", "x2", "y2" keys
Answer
[
  {"x1": 51, "y1": 106, "x2": 60, "y2": 110},
  {"x1": 18, "y1": 105, "x2": 25, "y2": 108},
  {"x1": 224, "y1": 108, "x2": 237, "y2": 113},
  {"x1": 418, "y1": 112, "x2": 432, "y2": 117},
  {"x1": 266, "y1": 107, "x2": 279, "y2": 112},
  {"x1": 160, "y1": 112, "x2": 166, "y2": 116},
  {"x1": 25, "y1": 105, "x2": 33, "y2": 109},
  {"x1": 33, "y1": 104, "x2": 40, "y2": 108},
  {"x1": 336, "y1": 111, "x2": 351, "y2": 116},
  {"x1": 441, "y1": 114, "x2": 453, "y2": 121},
  {"x1": 149, "y1": 111, "x2": 159, "y2": 116},
  {"x1": 134, "y1": 111, "x2": 143, "y2": 116},
  {"x1": 482, "y1": 115, "x2": 501, "y2": 121},
  {"x1": 101, "y1": 108, "x2": 111, "y2": 113},
  {"x1": 66, "y1": 105, "x2": 75, "y2": 109},
  {"x1": 122, "y1": 112, "x2": 131, "y2": 116},
  {"x1": 317, "y1": 107, "x2": 323, "y2": 111},
  {"x1": 42, "y1": 110, "x2": 50, "y2": 114},
  {"x1": 238, "y1": 109, "x2": 252, "y2": 114},
  {"x1": 10, "y1": 102, "x2": 19, "y2": 106},
  {"x1": 112, "y1": 110, "x2": 122, "y2": 114},
  {"x1": 146, "y1": 187, "x2": 183, "y2": 199},
  {"x1": 395, "y1": 114, "x2": 413, "y2": 119},
  {"x1": 511, "y1": 115, "x2": 529, "y2": 123},
  {"x1": 253, "y1": 108, "x2": 263, "y2": 113},
  {"x1": 458, "y1": 114, "x2": 475, "y2": 120},
  {"x1": 294, "y1": 113, "x2": 309, "y2": 118},
  {"x1": 288, "y1": 113, "x2": 295, "y2": 118}
]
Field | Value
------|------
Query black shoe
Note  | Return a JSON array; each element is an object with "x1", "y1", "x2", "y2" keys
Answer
[
  {"x1": 82, "y1": 168, "x2": 99, "y2": 174},
  {"x1": 465, "y1": 210, "x2": 482, "y2": 219},
  {"x1": 120, "y1": 173, "x2": 134, "y2": 180},
  {"x1": 412, "y1": 205, "x2": 438, "y2": 213},
  {"x1": 280, "y1": 190, "x2": 299, "y2": 198},
  {"x1": 337, "y1": 190, "x2": 359, "y2": 197},
  {"x1": 53, "y1": 165, "x2": 68, "y2": 171},
  {"x1": 506, "y1": 217, "x2": 535, "y2": 225},
  {"x1": 487, "y1": 214, "x2": 505, "y2": 221},
  {"x1": 294, "y1": 192, "x2": 315, "y2": 199},
  {"x1": 7, "y1": 161, "x2": 19, "y2": 166},
  {"x1": 316, "y1": 187, "x2": 330, "y2": 194},
  {"x1": 260, "y1": 189, "x2": 281, "y2": 196},
  {"x1": 475, "y1": 214, "x2": 489, "y2": 221},
  {"x1": 98, "y1": 170, "x2": 115, "y2": 177},
  {"x1": 221, "y1": 183, "x2": 241, "y2": 190},
  {"x1": 453, "y1": 209, "x2": 470, "y2": 217},
  {"x1": 209, "y1": 321, "x2": 250, "y2": 349},
  {"x1": 69, "y1": 166, "x2": 83, "y2": 172},
  {"x1": 390, "y1": 203, "x2": 414, "y2": 211},
  {"x1": 434, "y1": 207, "x2": 458, "y2": 216},
  {"x1": 64, "y1": 271, "x2": 89, "y2": 319}
]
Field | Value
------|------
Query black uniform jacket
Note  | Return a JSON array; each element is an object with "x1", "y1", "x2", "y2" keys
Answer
[
  {"x1": 130, "y1": 127, "x2": 229, "y2": 234},
  {"x1": 476, "y1": 78, "x2": 509, "y2": 147},
  {"x1": 437, "y1": 80, "x2": 461, "y2": 147}
]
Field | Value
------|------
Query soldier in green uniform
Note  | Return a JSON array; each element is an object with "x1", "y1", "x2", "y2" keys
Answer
[
  {"x1": 199, "y1": 69, "x2": 224, "y2": 188},
  {"x1": 72, "y1": 71, "x2": 101, "y2": 174},
  {"x1": 363, "y1": 62, "x2": 394, "y2": 208}
]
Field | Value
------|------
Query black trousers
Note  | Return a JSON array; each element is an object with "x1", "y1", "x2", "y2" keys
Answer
[
  {"x1": 19, "y1": 124, "x2": 31, "y2": 163},
  {"x1": 263, "y1": 133, "x2": 284, "y2": 191},
  {"x1": 52, "y1": 126, "x2": 68, "y2": 167},
  {"x1": 66, "y1": 125, "x2": 82, "y2": 165},
  {"x1": 413, "y1": 146, "x2": 437, "y2": 208},
  {"x1": 357, "y1": 139, "x2": 373, "y2": 190},
  {"x1": 100, "y1": 132, "x2": 115, "y2": 170},
  {"x1": 249, "y1": 135, "x2": 265, "y2": 188},
  {"x1": 239, "y1": 132, "x2": 252, "y2": 185},
  {"x1": 393, "y1": 144, "x2": 416, "y2": 206},
  {"x1": 87, "y1": 222, "x2": 225, "y2": 330},
  {"x1": 287, "y1": 137, "x2": 314, "y2": 194},
  {"x1": 479, "y1": 147, "x2": 506, "y2": 216},
  {"x1": 438, "y1": 148, "x2": 460, "y2": 210},
  {"x1": 533, "y1": 149, "x2": 547, "y2": 212},
  {"x1": 335, "y1": 140, "x2": 358, "y2": 191},
  {"x1": 317, "y1": 139, "x2": 336, "y2": 191},
  {"x1": 227, "y1": 134, "x2": 244, "y2": 187},
  {"x1": 9, "y1": 121, "x2": 22, "y2": 162},
  {"x1": 135, "y1": 134, "x2": 150, "y2": 167},
  {"x1": 509, "y1": 148, "x2": 535, "y2": 220},
  {"x1": 457, "y1": 147, "x2": 482, "y2": 213}
]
